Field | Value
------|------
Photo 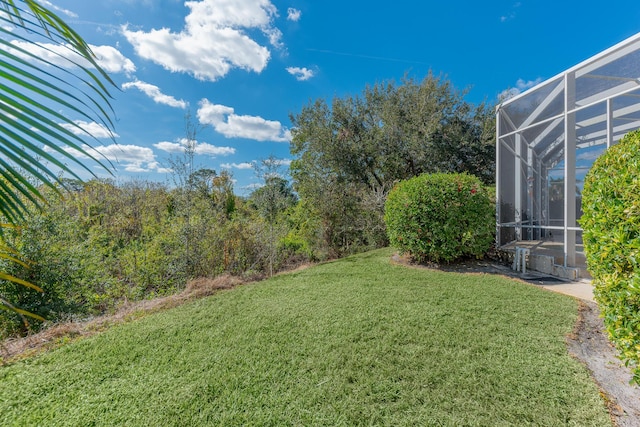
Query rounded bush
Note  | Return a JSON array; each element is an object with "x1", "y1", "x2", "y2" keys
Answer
[
  {"x1": 384, "y1": 173, "x2": 494, "y2": 263},
  {"x1": 580, "y1": 129, "x2": 640, "y2": 384}
]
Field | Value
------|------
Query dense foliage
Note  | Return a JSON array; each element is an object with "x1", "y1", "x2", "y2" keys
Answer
[
  {"x1": 0, "y1": 173, "x2": 306, "y2": 337},
  {"x1": 385, "y1": 173, "x2": 495, "y2": 263},
  {"x1": 580, "y1": 130, "x2": 640, "y2": 384},
  {"x1": 290, "y1": 74, "x2": 495, "y2": 257}
]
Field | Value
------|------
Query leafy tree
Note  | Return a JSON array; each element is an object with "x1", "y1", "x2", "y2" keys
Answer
[
  {"x1": 0, "y1": 0, "x2": 116, "y2": 320},
  {"x1": 250, "y1": 176, "x2": 297, "y2": 223},
  {"x1": 289, "y1": 73, "x2": 495, "y2": 256},
  {"x1": 211, "y1": 170, "x2": 236, "y2": 218},
  {"x1": 290, "y1": 73, "x2": 495, "y2": 191},
  {"x1": 167, "y1": 114, "x2": 212, "y2": 278},
  {"x1": 250, "y1": 157, "x2": 297, "y2": 276},
  {"x1": 188, "y1": 168, "x2": 217, "y2": 198}
]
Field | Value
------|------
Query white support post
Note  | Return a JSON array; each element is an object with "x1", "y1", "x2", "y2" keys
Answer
[
  {"x1": 496, "y1": 110, "x2": 501, "y2": 247},
  {"x1": 607, "y1": 98, "x2": 613, "y2": 148},
  {"x1": 535, "y1": 157, "x2": 542, "y2": 240},
  {"x1": 542, "y1": 164, "x2": 550, "y2": 239},
  {"x1": 515, "y1": 133, "x2": 522, "y2": 241},
  {"x1": 564, "y1": 72, "x2": 577, "y2": 267},
  {"x1": 527, "y1": 144, "x2": 534, "y2": 240}
]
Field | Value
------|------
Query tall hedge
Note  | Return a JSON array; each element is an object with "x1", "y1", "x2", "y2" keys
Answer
[
  {"x1": 581, "y1": 130, "x2": 640, "y2": 384},
  {"x1": 384, "y1": 173, "x2": 494, "y2": 263}
]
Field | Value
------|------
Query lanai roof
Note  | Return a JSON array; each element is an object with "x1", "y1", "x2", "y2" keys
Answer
[{"x1": 498, "y1": 32, "x2": 640, "y2": 168}]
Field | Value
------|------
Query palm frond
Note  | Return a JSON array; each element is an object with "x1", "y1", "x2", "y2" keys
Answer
[
  {"x1": 0, "y1": 296, "x2": 44, "y2": 322},
  {"x1": 0, "y1": 0, "x2": 117, "y2": 321}
]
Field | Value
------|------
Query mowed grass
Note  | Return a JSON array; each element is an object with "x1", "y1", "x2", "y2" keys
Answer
[{"x1": 0, "y1": 249, "x2": 610, "y2": 426}]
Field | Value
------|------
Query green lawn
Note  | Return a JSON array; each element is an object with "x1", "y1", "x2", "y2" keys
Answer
[{"x1": 0, "y1": 249, "x2": 610, "y2": 426}]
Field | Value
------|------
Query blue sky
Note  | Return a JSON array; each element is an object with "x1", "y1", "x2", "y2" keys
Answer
[{"x1": 11, "y1": 0, "x2": 640, "y2": 194}]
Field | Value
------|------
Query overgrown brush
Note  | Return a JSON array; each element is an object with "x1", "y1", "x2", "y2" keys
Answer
[{"x1": 0, "y1": 178, "x2": 306, "y2": 338}]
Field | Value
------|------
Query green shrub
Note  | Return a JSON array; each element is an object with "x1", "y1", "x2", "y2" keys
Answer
[
  {"x1": 580, "y1": 129, "x2": 640, "y2": 384},
  {"x1": 384, "y1": 173, "x2": 494, "y2": 263}
]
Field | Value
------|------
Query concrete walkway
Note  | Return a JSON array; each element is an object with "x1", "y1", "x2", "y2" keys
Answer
[
  {"x1": 483, "y1": 261, "x2": 596, "y2": 302},
  {"x1": 518, "y1": 274, "x2": 594, "y2": 302},
  {"x1": 536, "y1": 280, "x2": 594, "y2": 302}
]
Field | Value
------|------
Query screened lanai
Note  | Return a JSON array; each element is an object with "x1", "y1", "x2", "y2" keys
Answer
[{"x1": 496, "y1": 32, "x2": 640, "y2": 270}]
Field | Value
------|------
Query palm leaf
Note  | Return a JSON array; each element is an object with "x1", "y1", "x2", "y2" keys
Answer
[
  {"x1": 0, "y1": 297, "x2": 44, "y2": 322},
  {"x1": 0, "y1": 272, "x2": 40, "y2": 292},
  {"x1": 0, "y1": 0, "x2": 117, "y2": 322},
  {"x1": 0, "y1": 17, "x2": 117, "y2": 130}
]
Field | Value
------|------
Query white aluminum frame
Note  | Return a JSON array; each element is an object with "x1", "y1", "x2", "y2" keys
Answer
[{"x1": 496, "y1": 32, "x2": 640, "y2": 267}]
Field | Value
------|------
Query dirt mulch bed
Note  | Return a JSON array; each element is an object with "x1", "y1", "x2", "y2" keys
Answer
[{"x1": 567, "y1": 302, "x2": 640, "y2": 427}]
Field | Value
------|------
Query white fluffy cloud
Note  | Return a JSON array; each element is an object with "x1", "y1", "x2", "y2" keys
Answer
[
  {"x1": 154, "y1": 138, "x2": 236, "y2": 157},
  {"x1": 91, "y1": 144, "x2": 156, "y2": 171},
  {"x1": 122, "y1": 0, "x2": 283, "y2": 81},
  {"x1": 60, "y1": 120, "x2": 118, "y2": 139},
  {"x1": 499, "y1": 78, "x2": 543, "y2": 101},
  {"x1": 287, "y1": 8, "x2": 301, "y2": 21},
  {"x1": 122, "y1": 80, "x2": 188, "y2": 109},
  {"x1": 195, "y1": 143, "x2": 237, "y2": 156},
  {"x1": 197, "y1": 99, "x2": 291, "y2": 142},
  {"x1": 221, "y1": 162, "x2": 254, "y2": 170},
  {"x1": 286, "y1": 66, "x2": 314, "y2": 81},
  {"x1": 11, "y1": 40, "x2": 136, "y2": 73},
  {"x1": 0, "y1": 11, "x2": 12, "y2": 32},
  {"x1": 153, "y1": 141, "x2": 185, "y2": 153},
  {"x1": 9, "y1": 41, "x2": 135, "y2": 74},
  {"x1": 45, "y1": 143, "x2": 168, "y2": 173},
  {"x1": 36, "y1": 0, "x2": 78, "y2": 18},
  {"x1": 264, "y1": 27, "x2": 284, "y2": 49},
  {"x1": 89, "y1": 45, "x2": 137, "y2": 73}
]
